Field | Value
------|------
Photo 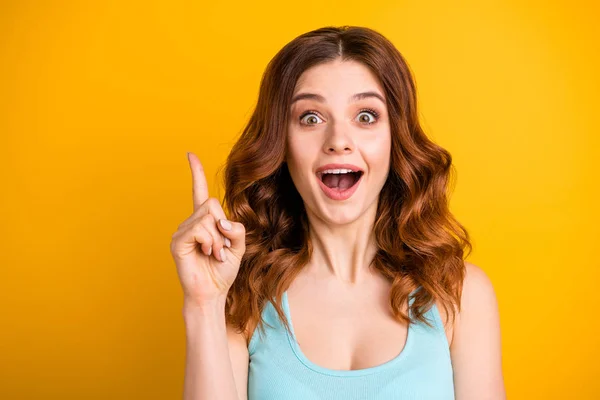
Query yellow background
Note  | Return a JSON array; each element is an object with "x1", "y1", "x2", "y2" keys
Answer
[{"x1": 1, "y1": 1, "x2": 598, "y2": 398}]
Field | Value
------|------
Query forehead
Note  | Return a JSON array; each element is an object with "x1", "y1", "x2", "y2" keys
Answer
[{"x1": 292, "y1": 59, "x2": 385, "y2": 101}]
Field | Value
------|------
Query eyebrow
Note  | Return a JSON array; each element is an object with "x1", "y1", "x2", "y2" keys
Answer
[{"x1": 290, "y1": 91, "x2": 386, "y2": 105}]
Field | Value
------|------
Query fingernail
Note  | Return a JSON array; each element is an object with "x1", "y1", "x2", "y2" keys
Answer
[
  {"x1": 220, "y1": 248, "x2": 227, "y2": 263},
  {"x1": 224, "y1": 237, "x2": 231, "y2": 248},
  {"x1": 219, "y1": 219, "x2": 232, "y2": 231},
  {"x1": 208, "y1": 246, "x2": 212, "y2": 256}
]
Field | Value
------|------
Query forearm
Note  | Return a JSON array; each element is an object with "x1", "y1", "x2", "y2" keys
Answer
[{"x1": 182, "y1": 298, "x2": 240, "y2": 400}]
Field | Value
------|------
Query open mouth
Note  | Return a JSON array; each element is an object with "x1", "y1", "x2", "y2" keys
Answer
[{"x1": 317, "y1": 171, "x2": 364, "y2": 190}]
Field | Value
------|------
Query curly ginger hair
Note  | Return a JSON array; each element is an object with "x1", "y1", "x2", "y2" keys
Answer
[{"x1": 218, "y1": 25, "x2": 472, "y2": 345}]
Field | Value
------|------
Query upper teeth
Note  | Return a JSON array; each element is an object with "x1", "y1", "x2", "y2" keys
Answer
[{"x1": 321, "y1": 169, "x2": 355, "y2": 174}]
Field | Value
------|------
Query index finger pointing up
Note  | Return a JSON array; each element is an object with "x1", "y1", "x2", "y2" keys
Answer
[{"x1": 187, "y1": 152, "x2": 209, "y2": 212}]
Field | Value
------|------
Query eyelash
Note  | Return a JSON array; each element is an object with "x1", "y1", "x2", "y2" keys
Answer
[{"x1": 299, "y1": 108, "x2": 380, "y2": 126}]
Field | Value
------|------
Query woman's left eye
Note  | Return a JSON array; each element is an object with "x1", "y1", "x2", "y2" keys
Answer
[{"x1": 356, "y1": 109, "x2": 379, "y2": 125}]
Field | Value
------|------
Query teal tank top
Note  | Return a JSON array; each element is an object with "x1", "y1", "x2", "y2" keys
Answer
[{"x1": 247, "y1": 288, "x2": 454, "y2": 399}]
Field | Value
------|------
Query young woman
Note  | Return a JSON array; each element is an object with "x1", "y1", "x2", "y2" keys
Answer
[{"x1": 170, "y1": 26, "x2": 505, "y2": 400}]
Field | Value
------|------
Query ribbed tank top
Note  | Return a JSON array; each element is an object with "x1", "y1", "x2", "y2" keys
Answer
[{"x1": 247, "y1": 288, "x2": 455, "y2": 399}]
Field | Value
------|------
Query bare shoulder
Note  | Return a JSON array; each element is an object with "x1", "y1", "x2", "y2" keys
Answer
[
  {"x1": 448, "y1": 261, "x2": 506, "y2": 399},
  {"x1": 435, "y1": 261, "x2": 497, "y2": 342},
  {"x1": 455, "y1": 261, "x2": 500, "y2": 340},
  {"x1": 462, "y1": 260, "x2": 497, "y2": 298}
]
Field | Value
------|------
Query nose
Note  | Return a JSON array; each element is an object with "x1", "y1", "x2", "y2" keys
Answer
[{"x1": 322, "y1": 123, "x2": 354, "y2": 155}]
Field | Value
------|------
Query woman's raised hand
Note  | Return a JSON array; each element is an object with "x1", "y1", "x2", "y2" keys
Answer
[{"x1": 170, "y1": 152, "x2": 246, "y2": 306}]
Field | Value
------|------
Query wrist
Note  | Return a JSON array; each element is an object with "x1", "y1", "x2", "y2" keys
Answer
[{"x1": 182, "y1": 295, "x2": 227, "y2": 318}]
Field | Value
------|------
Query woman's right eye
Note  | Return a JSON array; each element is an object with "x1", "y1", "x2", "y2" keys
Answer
[{"x1": 299, "y1": 111, "x2": 323, "y2": 126}]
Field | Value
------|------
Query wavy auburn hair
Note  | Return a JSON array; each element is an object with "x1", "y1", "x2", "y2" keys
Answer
[{"x1": 219, "y1": 25, "x2": 472, "y2": 344}]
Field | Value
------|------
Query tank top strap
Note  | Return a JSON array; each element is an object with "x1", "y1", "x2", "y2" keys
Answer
[{"x1": 411, "y1": 286, "x2": 451, "y2": 356}]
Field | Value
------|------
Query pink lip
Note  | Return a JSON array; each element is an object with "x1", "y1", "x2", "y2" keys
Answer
[{"x1": 316, "y1": 170, "x2": 363, "y2": 201}]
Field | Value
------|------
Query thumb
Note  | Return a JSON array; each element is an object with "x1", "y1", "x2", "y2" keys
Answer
[{"x1": 217, "y1": 218, "x2": 246, "y2": 257}]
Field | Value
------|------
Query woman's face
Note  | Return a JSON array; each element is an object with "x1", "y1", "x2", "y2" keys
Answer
[{"x1": 286, "y1": 59, "x2": 391, "y2": 225}]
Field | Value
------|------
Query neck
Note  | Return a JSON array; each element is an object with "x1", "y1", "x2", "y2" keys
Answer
[{"x1": 304, "y1": 199, "x2": 380, "y2": 285}]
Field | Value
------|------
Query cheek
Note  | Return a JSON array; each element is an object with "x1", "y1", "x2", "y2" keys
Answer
[
  {"x1": 286, "y1": 138, "x2": 314, "y2": 183},
  {"x1": 362, "y1": 139, "x2": 391, "y2": 184},
  {"x1": 362, "y1": 135, "x2": 391, "y2": 162},
  {"x1": 287, "y1": 133, "x2": 318, "y2": 162}
]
